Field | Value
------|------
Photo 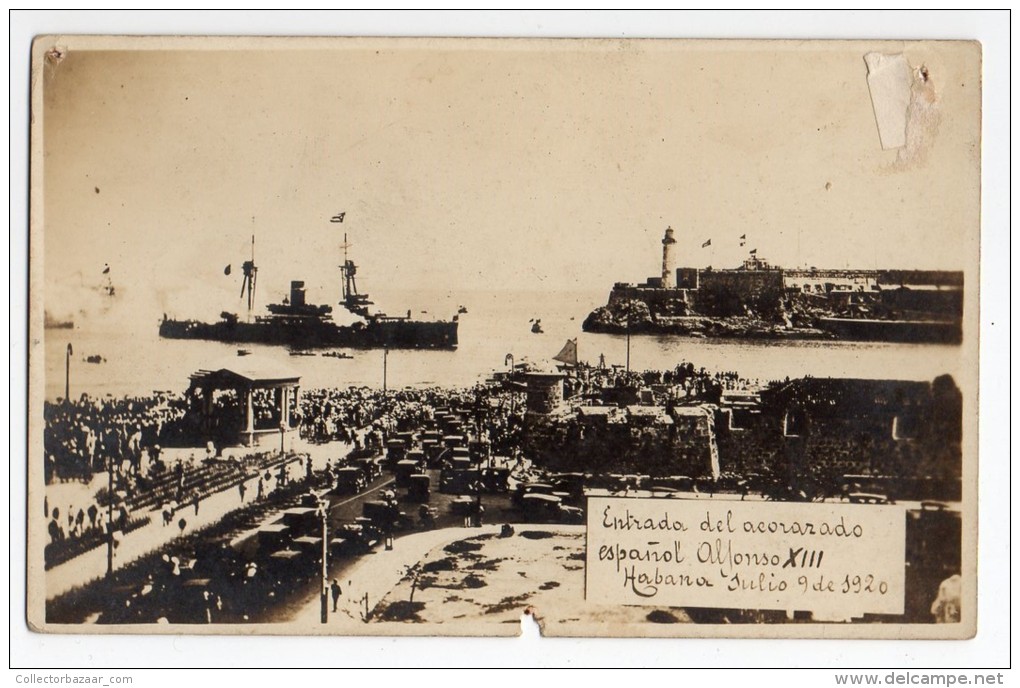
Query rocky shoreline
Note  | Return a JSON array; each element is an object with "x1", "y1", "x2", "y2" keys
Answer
[{"x1": 582, "y1": 305, "x2": 831, "y2": 341}]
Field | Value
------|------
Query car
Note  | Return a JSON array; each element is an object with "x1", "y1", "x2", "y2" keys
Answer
[
  {"x1": 394, "y1": 459, "x2": 424, "y2": 489},
  {"x1": 848, "y1": 491, "x2": 891, "y2": 505},
  {"x1": 518, "y1": 493, "x2": 563, "y2": 522},
  {"x1": 449, "y1": 496, "x2": 477, "y2": 516},
  {"x1": 351, "y1": 457, "x2": 383, "y2": 481},
  {"x1": 406, "y1": 474, "x2": 431, "y2": 502},
  {"x1": 558, "y1": 504, "x2": 585, "y2": 524},
  {"x1": 479, "y1": 467, "x2": 511, "y2": 493},
  {"x1": 333, "y1": 467, "x2": 367, "y2": 495},
  {"x1": 511, "y1": 482, "x2": 555, "y2": 508}
]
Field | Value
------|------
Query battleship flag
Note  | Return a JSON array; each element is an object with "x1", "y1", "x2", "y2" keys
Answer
[
  {"x1": 224, "y1": 264, "x2": 232, "y2": 276},
  {"x1": 330, "y1": 212, "x2": 346, "y2": 223},
  {"x1": 739, "y1": 233, "x2": 746, "y2": 246},
  {"x1": 739, "y1": 234, "x2": 746, "y2": 240},
  {"x1": 749, "y1": 248, "x2": 757, "y2": 254},
  {"x1": 701, "y1": 239, "x2": 711, "y2": 248}
]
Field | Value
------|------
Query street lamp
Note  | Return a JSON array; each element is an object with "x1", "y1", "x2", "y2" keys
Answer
[
  {"x1": 505, "y1": 353, "x2": 515, "y2": 417},
  {"x1": 625, "y1": 305, "x2": 632, "y2": 374},
  {"x1": 106, "y1": 454, "x2": 115, "y2": 575},
  {"x1": 317, "y1": 496, "x2": 329, "y2": 624},
  {"x1": 382, "y1": 347, "x2": 389, "y2": 396},
  {"x1": 65, "y1": 342, "x2": 73, "y2": 403}
]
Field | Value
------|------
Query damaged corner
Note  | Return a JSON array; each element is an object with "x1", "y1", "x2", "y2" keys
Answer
[{"x1": 864, "y1": 51, "x2": 941, "y2": 167}]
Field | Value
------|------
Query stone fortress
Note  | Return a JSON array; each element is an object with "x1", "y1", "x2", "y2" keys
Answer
[{"x1": 583, "y1": 227, "x2": 964, "y2": 343}]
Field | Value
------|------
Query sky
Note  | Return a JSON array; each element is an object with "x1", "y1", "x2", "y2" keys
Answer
[{"x1": 38, "y1": 38, "x2": 981, "y2": 322}]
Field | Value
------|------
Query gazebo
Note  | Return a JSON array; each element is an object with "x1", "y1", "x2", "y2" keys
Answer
[{"x1": 188, "y1": 355, "x2": 302, "y2": 451}]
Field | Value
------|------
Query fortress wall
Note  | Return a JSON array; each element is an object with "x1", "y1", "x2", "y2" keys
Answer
[
  {"x1": 880, "y1": 288, "x2": 964, "y2": 315},
  {"x1": 698, "y1": 269, "x2": 785, "y2": 297},
  {"x1": 877, "y1": 270, "x2": 964, "y2": 287}
]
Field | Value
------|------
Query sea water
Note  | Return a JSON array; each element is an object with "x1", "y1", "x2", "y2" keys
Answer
[{"x1": 41, "y1": 288, "x2": 963, "y2": 402}]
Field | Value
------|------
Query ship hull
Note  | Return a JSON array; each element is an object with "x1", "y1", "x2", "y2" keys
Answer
[
  {"x1": 159, "y1": 317, "x2": 458, "y2": 350},
  {"x1": 816, "y1": 318, "x2": 961, "y2": 344}
]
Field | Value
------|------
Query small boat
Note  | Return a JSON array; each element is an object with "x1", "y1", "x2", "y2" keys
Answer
[
  {"x1": 531, "y1": 319, "x2": 544, "y2": 334},
  {"x1": 237, "y1": 349, "x2": 252, "y2": 356},
  {"x1": 322, "y1": 351, "x2": 354, "y2": 360},
  {"x1": 84, "y1": 354, "x2": 105, "y2": 364},
  {"x1": 44, "y1": 313, "x2": 74, "y2": 329},
  {"x1": 289, "y1": 350, "x2": 316, "y2": 357}
]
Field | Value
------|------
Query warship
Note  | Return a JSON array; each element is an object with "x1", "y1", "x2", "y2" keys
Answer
[{"x1": 159, "y1": 236, "x2": 458, "y2": 350}]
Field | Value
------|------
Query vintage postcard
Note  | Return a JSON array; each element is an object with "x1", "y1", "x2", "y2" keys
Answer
[{"x1": 27, "y1": 36, "x2": 981, "y2": 638}]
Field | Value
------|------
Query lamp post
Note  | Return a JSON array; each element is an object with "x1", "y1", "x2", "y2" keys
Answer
[
  {"x1": 65, "y1": 342, "x2": 73, "y2": 403},
  {"x1": 384, "y1": 502, "x2": 394, "y2": 551},
  {"x1": 106, "y1": 454, "x2": 115, "y2": 576},
  {"x1": 318, "y1": 497, "x2": 329, "y2": 624},
  {"x1": 382, "y1": 346, "x2": 389, "y2": 396},
  {"x1": 504, "y1": 353, "x2": 515, "y2": 416},
  {"x1": 625, "y1": 307, "x2": 631, "y2": 374}
]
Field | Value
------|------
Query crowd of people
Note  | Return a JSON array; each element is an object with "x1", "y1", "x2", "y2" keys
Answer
[
  {"x1": 43, "y1": 393, "x2": 187, "y2": 483},
  {"x1": 46, "y1": 498, "x2": 112, "y2": 544},
  {"x1": 43, "y1": 359, "x2": 760, "y2": 489},
  {"x1": 41, "y1": 357, "x2": 767, "y2": 566},
  {"x1": 297, "y1": 384, "x2": 522, "y2": 454}
]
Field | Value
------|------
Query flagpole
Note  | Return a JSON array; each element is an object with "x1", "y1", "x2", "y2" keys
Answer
[
  {"x1": 65, "y1": 342, "x2": 72, "y2": 403},
  {"x1": 625, "y1": 310, "x2": 631, "y2": 375}
]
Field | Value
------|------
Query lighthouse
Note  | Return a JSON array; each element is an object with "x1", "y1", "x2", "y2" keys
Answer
[{"x1": 661, "y1": 226, "x2": 677, "y2": 289}]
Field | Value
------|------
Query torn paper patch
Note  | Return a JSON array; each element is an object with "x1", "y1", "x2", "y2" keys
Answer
[{"x1": 864, "y1": 52, "x2": 913, "y2": 150}]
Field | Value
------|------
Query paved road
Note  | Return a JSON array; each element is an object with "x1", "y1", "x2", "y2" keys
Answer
[
  {"x1": 252, "y1": 467, "x2": 515, "y2": 623},
  {"x1": 46, "y1": 442, "x2": 345, "y2": 600}
]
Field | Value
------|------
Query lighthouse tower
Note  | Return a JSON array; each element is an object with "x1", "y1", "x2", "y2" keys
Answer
[{"x1": 661, "y1": 226, "x2": 678, "y2": 289}]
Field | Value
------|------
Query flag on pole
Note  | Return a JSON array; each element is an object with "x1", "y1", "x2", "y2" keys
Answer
[
  {"x1": 739, "y1": 234, "x2": 746, "y2": 240},
  {"x1": 749, "y1": 248, "x2": 757, "y2": 255},
  {"x1": 330, "y1": 212, "x2": 346, "y2": 223},
  {"x1": 739, "y1": 233, "x2": 746, "y2": 246},
  {"x1": 701, "y1": 239, "x2": 712, "y2": 248},
  {"x1": 224, "y1": 264, "x2": 232, "y2": 276}
]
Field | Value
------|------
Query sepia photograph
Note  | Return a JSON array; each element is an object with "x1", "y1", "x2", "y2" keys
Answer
[{"x1": 25, "y1": 31, "x2": 985, "y2": 646}]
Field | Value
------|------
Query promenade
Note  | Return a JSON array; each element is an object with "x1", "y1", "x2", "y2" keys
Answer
[{"x1": 46, "y1": 442, "x2": 342, "y2": 600}]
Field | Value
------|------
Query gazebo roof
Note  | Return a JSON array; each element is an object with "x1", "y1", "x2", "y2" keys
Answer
[{"x1": 189, "y1": 354, "x2": 301, "y2": 387}]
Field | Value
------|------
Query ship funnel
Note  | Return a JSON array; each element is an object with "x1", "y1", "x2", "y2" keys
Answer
[{"x1": 290, "y1": 280, "x2": 306, "y2": 307}]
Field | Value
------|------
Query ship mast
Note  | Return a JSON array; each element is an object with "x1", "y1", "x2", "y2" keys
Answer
[
  {"x1": 338, "y1": 232, "x2": 373, "y2": 318},
  {"x1": 240, "y1": 234, "x2": 258, "y2": 322},
  {"x1": 340, "y1": 233, "x2": 357, "y2": 303}
]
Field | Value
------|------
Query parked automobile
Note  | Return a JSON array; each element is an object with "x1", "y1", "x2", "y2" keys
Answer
[
  {"x1": 406, "y1": 474, "x2": 431, "y2": 502},
  {"x1": 518, "y1": 493, "x2": 583, "y2": 524},
  {"x1": 333, "y1": 467, "x2": 366, "y2": 495}
]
